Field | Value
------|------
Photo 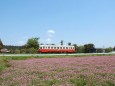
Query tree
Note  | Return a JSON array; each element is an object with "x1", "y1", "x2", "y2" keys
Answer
[
  {"x1": 84, "y1": 43, "x2": 96, "y2": 53},
  {"x1": 105, "y1": 47, "x2": 113, "y2": 53},
  {"x1": 0, "y1": 39, "x2": 3, "y2": 51},
  {"x1": 96, "y1": 48, "x2": 103, "y2": 53},
  {"x1": 77, "y1": 46, "x2": 85, "y2": 53},
  {"x1": 60, "y1": 40, "x2": 63, "y2": 45},
  {"x1": 26, "y1": 37, "x2": 39, "y2": 49},
  {"x1": 26, "y1": 48, "x2": 37, "y2": 54},
  {"x1": 73, "y1": 44, "x2": 77, "y2": 52},
  {"x1": 113, "y1": 46, "x2": 115, "y2": 51},
  {"x1": 68, "y1": 42, "x2": 71, "y2": 46},
  {"x1": 15, "y1": 49, "x2": 20, "y2": 54}
]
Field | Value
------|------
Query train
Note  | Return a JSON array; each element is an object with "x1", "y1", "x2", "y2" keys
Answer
[{"x1": 38, "y1": 45, "x2": 76, "y2": 53}]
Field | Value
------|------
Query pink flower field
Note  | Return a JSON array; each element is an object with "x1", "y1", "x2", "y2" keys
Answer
[{"x1": 0, "y1": 56, "x2": 115, "y2": 86}]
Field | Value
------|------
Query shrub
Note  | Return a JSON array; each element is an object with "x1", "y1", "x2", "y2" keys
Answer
[
  {"x1": 14, "y1": 49, "x2": 20, "y2": 54},
  {"x1": 0, "y1": 59, "x2": 11, "y2": 72},
  {"x1": 26, "y1": 48, "x2": 37, "y2": 54}
]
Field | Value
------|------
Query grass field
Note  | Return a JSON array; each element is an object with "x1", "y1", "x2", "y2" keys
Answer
[{"x1": 0, "y1": 55, "x2": 115, "y2": 86}]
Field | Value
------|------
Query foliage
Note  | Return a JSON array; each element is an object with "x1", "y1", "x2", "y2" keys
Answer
[
  {"x1": 20, "y1": 49, "x2": 27, "y2": 54},
  {"x1": 14, "y1": 49, "x2": 20, "y2": 54},
  {"x1": 77, "y1": 46, "x2": 85, "y2": 53},
  {"x1": 0, "y1": 39, "x2": 3, "y2": 50},
  {"x1": 0, "y1": 59, "x2": 11, "y2": 72},
  {"x1": 0, "y1": 45, "x2": 3, "y2": 51},
  {"x1": 105, "y1": 80, "x2": 115, "y2": 86},
  {"x1": 84, "y1": 44, "x2": 96, "y2": 53},
  {"x1": 60, "y1": 40, "x2": 63, "y2": 45},
  {"x1": 15, "y1": 37, "x2": 40, "y2": 54},
  {"x1": 4, "y1": 45, "x2": 21, "y2": 50},
  {"x1": 68, "y1": 42, "x2": 71, "y2": 46},
  {"x1": 1, "y1": 56, "x2": 115, "y2": 85},
  {"x1": 96, "y1": 48, "x2": 103, "y2": 53},
  {"x1": 70, "y1": 78, "x2": 86, "y2": 86},
  {"x1": 73, "y1": 44, "x2": 77, "y2": 52},
  {"x1": 10, "y1": 49, "x2": 15, "y2": 54},
  {"x1": 43, "y1": 79, "x2": 60, "y2": 86},
  {"x1": 105, "y1": 47, "x2": 113, "y2": 53},
  {"x1": 113, "y1": 46, "x2": 115, "y2": 51},
  {"x1": 26, "y1": 47, "x2": 37, "y2": 54},
  {"x1": 26, "y1": 37, "x2": 39, "y2": 49}
]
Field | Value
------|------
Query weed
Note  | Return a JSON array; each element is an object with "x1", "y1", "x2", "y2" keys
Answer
[{"x1": 70, "y1": 77, "x2": 86, "y2": 86}]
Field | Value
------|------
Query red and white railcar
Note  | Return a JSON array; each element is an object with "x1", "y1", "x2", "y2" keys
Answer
[{"x1": 38, "y1": 45, "x2": 76, "y2": 53}]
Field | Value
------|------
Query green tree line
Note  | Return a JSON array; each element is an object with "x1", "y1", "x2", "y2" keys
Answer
[{"x1": 0, "y1": 38, "x2": 115, "y2": 53}]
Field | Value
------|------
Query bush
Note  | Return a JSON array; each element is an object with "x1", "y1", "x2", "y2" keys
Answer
[
  {"x1": 96, "y1": 49, "x2": 103, "y2": 53},
  {"x1": 14, "y1": 49, "x2": 20, "y2": 54},
  {"x1": 105, "y1": 47, "x2": 113, "y2": 53},
  {"x1": 26, "y1": 48, "x2": 37, "y2": 54},
  {"x1": 20, "y1": 49, "x2": 27, "y2": 54}
]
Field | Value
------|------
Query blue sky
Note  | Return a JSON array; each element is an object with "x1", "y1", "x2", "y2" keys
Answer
[{"x1": 0, "y1": 0, "x2": 115, "y2": 48}]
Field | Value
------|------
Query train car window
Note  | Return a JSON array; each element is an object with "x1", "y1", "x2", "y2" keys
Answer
[
  {"x1": 54, "y1": 47, "x2": 56, "y2": 49},
  {"x1": 40, "y1": 47, "x2": 42, "y2": 49},
  {"x1": 57, "y1": 47, "x2": 59, "y2": 49},
  {"x1": 43, "y1": 47, "x2": 45, "y2": 49},
  {"x1": 48, "y1": 47, "x2": 50, "y2": 49},
  {"x1": 60, "y1": 47, "x2": 62, "y2": 49},
  {"x1": 51, "y1": 47, "x2": 53, "y2": 49},
  {"x1": 66, "y1": 47, "x2": 68, "y2": 49},
  {"x1": 63, "y1": 47, "x2": 65, "y2": 49}
]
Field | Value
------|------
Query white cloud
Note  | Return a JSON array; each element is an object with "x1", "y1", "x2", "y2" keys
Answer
[
  {"x1": 47, "y1": 30, "x2": 55, "y2": 34},
  {"x1": 47, "y1": 30, "x2": 55, "y2": 37},
  {"x1": 40, "y1": 30, "x2": 55, "y2": 44}
]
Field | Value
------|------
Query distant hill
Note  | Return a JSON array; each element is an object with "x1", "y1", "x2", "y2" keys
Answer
[{"x1": 4, "y1": 45, "x2": 22, "y2": 50}]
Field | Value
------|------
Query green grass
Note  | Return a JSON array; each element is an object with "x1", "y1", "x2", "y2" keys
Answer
[
  {"x1": 0, "y1": 53, "x2": 115, "y2": 59},
  {"x1": 0, "y1": 59, "x2": 11, "y2": 72},
  {"x1": 70, "y1": 78, "x2": 86, "y2": 86},
  {"x1": 42, "y1": 79, "x2": 60, "y2": 86},
  {"x1": 102, "y1": 80, "x2": 115, "y2": 86}
]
